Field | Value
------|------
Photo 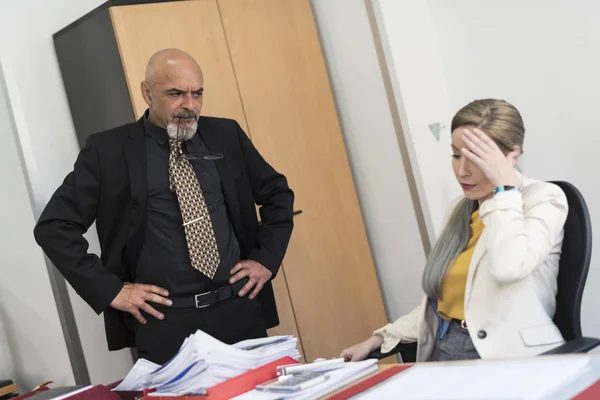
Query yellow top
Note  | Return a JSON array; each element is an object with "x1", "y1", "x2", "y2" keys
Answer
[{"x1": 437, "y1": 209, "x2": 484, "y2": 321}]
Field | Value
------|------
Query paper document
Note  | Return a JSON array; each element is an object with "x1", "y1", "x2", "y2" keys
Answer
[
  {"x1": 234, "y1": 336, "x2": 295, "y2": 350},
  {"x1": 355, "y1": 355, "x2": 593, "y2": 399},
  {"x1": 233, "y1": 359, "x2": 378, "y2": 400},
  {"x1": 112, "y1": 358, "x2": 160, "y2": 391}
]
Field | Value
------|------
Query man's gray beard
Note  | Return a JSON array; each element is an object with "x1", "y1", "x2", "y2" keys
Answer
[{"x1": 166, "y1": 119, "x2": 198, "y2": 141}]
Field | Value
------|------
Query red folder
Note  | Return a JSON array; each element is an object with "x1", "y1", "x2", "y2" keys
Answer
[
  {"x1": 13, "y1": 357, "x2": 298, "y2": 400},
  {"x1": 138, "y1": 356, "x2": 299, "y2": 400},
  {"x1": 11, "y1": 382, "x2": 52, "y2": 399},
  {"x1": 66, "y1": 385, "x2": 121, "y2": 400},
  {"x1": 326, "y1": 364, "x2": 413, "y2": 400},
  {"x1": 572, "y1": 378, "x2": 600, "y2": 399},
  {"x1": 106, "y1": 381, "x2": 140, "y2": 400},
  {"x1": 12, "y1": 385, "x2": 121, "y2": 400},
  {"x1": 11, "y1": 387, "x2": 49, "y2": 400}
]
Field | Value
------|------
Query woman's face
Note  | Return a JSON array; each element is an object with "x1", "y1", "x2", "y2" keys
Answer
[{"x1": 451, "y1": 126, "x2": 494, "y2": 202}]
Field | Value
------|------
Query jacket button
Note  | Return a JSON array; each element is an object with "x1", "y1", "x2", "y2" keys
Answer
[{"x1": 478, "y1": 330, "x2": 487, "y2": 339}]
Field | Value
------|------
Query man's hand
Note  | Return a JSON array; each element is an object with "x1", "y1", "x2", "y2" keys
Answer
[
  {"x1": 230, "y1": 260, "x2": 273, "y2": 299},
  {"x1": 110, "y1": 283, "x2": 172, "y2": 324}
]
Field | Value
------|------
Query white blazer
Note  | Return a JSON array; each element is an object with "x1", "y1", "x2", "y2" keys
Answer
[{"x1": 375, "y1": 173, "x2": 569, "y2": 361}]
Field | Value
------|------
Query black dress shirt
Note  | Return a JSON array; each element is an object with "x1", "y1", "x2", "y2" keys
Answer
[{"x1": 136, "y1": 115, "x2": 241, "y2": 295}]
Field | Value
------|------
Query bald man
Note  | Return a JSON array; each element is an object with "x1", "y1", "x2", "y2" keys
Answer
[{"x1": 34, "y1": 49, "x2": 294, "y2": 363}]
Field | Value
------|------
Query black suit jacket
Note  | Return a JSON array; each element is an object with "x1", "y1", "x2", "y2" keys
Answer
[{"x1": 34, "y1": 116, "x2": 294, "y2": 350}]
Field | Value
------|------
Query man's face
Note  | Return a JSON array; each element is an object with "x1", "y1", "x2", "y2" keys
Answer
[{"x1": 143, "y1": 61, "x2": 204, "y2": 134}]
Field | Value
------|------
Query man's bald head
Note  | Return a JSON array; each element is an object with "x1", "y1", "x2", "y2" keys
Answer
[
  {"x1": 144, "y1": 48, "x2": 203, "y2": 85},
  {"x1": 141, "y1": 48, "x2": 204, "y2": 137}
]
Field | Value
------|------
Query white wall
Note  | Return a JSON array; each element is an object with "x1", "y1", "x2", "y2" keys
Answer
[
  {"x1": 310, "y1": 0, "x2": 427, "y2": 322},
  {"x1": 0, "y1": 315, "x2": 15, "y2": 386},
  {"x1": 0, "y1": 60, "x2": 74, "y2": 390},
  {"x1": 376, "y1": 0, "x2": 600, "y2": 339},
  {"x1": 374, "y1": 0, "x2": 463, "y2": 240},
  {"x1": 0, "y1": 0, "x2": 133, "y2": 385}
]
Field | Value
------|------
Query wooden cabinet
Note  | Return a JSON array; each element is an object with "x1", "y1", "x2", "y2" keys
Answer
[{"x1": 55, "y1": 0, "x2": 389, "y2": 362}]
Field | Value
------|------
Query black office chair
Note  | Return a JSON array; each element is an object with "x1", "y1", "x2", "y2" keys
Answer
[
  {"x1": 539, "y1": 181, "x2": 599, "y2": 354},
  {"x1": 369, "y1": 180, "x2": 600, "y2": 362}
]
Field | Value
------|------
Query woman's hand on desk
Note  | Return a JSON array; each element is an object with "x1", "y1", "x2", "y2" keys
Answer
[
  {"x1": 110, "y1": 283, "x2": 172, "y2": 324},
  {"x1": 340, "y1": 335, "x2": 384, "y2": 362}
]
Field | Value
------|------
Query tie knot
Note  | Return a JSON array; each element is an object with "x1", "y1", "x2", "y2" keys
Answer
[{"x1": 169, "y1": 139, "x2": 183, "y2": 154}]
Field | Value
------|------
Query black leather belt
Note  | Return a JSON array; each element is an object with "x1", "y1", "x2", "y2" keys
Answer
[{"x1": 169, "y1": 278, "x2": 249, "y2": 309}]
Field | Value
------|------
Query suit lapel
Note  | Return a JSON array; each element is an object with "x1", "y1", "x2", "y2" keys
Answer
[
  {"x1": 464, "y1": 231, "x2": 487, "y2": 306},
  {"x1": 198, "y1": 119, "x2": 244, "y2": 236},
  {"x1": 464, "y1": 171, "x2": 525, "y2": 306},
  {"x1": 125, "y1": 119, "x2": 147, "y2": 221}
]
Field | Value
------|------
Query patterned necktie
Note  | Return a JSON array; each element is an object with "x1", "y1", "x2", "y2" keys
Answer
[{"x1": 169, "y1": 139, "x2": 220, "y2": 279}]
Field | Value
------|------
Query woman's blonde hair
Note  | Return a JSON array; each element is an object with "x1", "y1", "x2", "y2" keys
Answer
[{"x1": 422, "y1": 99, "x2": 525, "y2": 300}]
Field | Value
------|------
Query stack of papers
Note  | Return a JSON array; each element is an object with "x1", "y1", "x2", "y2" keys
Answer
[{"x1": 113, "y1": 331, "x2": 300, "y2": 396}]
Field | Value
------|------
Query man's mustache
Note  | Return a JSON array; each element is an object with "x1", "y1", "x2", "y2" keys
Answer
[{"x1": 173, "y1": 112, "x2": 198, "y2": 121}]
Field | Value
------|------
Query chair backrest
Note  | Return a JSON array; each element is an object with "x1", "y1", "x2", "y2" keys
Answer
[{"x1": 550, "y1": 181, "x2": 592, "y2": 341}]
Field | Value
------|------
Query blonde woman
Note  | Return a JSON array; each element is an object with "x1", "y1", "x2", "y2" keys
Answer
[{"x1": 341, "y1": 99, "x2": 568, "y2": 362}]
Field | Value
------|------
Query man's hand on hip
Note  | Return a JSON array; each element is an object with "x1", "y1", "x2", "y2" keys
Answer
[
  {"x1": 110, "y1": 283, "x2": 172, "y2": 324},
  {"x1": 230, "y1": 260, "x2": 273, "y2": 299}
]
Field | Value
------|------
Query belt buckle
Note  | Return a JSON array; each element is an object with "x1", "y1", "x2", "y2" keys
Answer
[
  {"x1": 194, "y1": 292, "x2": 212, "y2": 309},
  {"x1": 461, "y1": 320, "x2": 468, "y2": 329}
]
